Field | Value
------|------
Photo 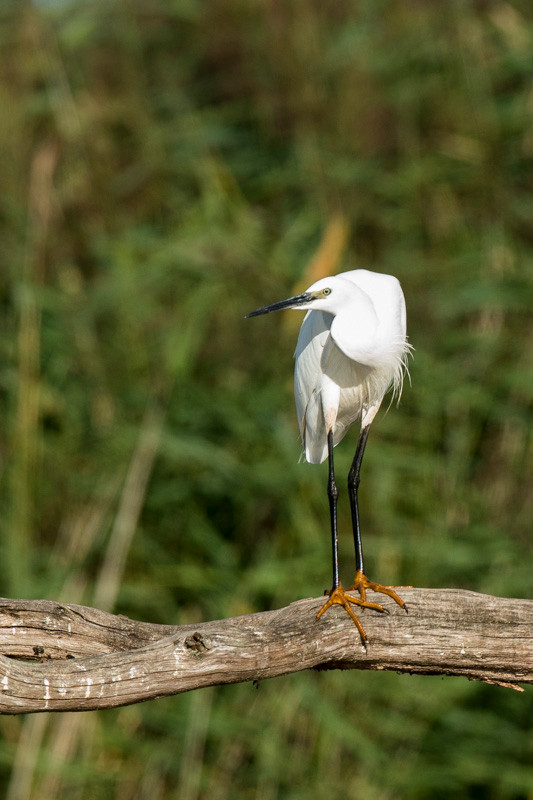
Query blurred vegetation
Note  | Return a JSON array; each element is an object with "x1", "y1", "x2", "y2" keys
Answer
[{"x1": 0, "y1": 0, "x2": 532, "y2": 797}]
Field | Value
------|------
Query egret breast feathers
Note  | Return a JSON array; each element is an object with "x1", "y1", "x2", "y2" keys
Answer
[{"x1": 293, "y1": 274, "x2": 409, "y2": 464}]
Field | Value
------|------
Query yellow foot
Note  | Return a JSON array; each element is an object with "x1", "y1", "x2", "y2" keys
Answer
[
  {"x1": 348, "y1": 570, "x2": 409, "y2": 612},
  {"x1": 316, "y1": 582, "x2": 386, "y2": 644}
]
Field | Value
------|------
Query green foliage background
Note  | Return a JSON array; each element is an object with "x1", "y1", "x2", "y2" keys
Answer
[{"x1": 1, "y1": 1, "x2": 532, "y2": 797}]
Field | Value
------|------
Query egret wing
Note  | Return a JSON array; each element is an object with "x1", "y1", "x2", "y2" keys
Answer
[
  {"x1": 294, "y1": 310, "x2": 332, "y2": 464},
  {"x1": 320, "y1": 335, "x2": 368, "y2": 447}
]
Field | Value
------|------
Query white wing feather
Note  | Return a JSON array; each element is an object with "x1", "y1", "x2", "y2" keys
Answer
[
  {"x1": 293, "y1": 270, "x2": 411, "y2": 465},
  {"x1": 293, "y1": 310, "x2": 332, "y2": 464}
]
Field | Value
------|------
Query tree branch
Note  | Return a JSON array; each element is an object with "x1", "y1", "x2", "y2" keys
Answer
[{"x1": 0, "y1": 588, "x2": 530, "y2": 714}]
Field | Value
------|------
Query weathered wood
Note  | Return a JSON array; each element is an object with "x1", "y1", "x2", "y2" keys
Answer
[{"x1": 0, "y1": 588, "x2": 530, "y2": 714}]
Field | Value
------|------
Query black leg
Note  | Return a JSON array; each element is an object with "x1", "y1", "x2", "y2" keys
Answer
[
  {"x1": 347, "y1": 425, "x2": 370, "y2": 575},
  {"x1": 327, "y1": 429, "x2": 340, "y2": 591},
  {"x1": 317, "y1": 427, "x2": 389, "y2": 642}
]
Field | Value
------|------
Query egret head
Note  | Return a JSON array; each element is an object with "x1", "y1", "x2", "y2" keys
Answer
[{"x1": 246, "y1": 277, "x2": 345, "y2": 318}]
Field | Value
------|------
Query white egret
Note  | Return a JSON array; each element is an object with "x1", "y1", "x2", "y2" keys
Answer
[{"x1": 247, "y1": 269, "x2": 412, "y2": 642}]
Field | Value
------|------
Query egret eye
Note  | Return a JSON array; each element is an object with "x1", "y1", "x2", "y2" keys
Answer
[{"x1": 322, "y1": 288, "x2": 331, "y2": 296}]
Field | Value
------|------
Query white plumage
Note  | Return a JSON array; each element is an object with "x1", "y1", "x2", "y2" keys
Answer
[
  {"x1": 293, "y1": 270, "x2": 409, "y2": 463},
  {"x1": 247, "y1": 268, "x2": 411, "y2": 643}
]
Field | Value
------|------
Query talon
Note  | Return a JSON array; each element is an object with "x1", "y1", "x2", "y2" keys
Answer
[
  {"x1": 348, "y1": 570, "x2": 407, "y2": 611},
  {"x1": 316, "y1": 582, "x2": 385, "y2": 644}
]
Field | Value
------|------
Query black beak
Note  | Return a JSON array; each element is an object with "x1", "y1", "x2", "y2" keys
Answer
[{"x1": 246, "y1": 292, "x2": 314, "y2": 318}]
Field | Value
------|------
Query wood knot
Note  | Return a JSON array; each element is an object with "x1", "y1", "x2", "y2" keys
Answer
[{"x1": 184, "y1": 632, "x2": 209, "y2": 654}]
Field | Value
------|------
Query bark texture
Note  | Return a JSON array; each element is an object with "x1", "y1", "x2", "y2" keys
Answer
[{"x1": 0, "y1": 588, "x2": 530, "y2": 714}]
